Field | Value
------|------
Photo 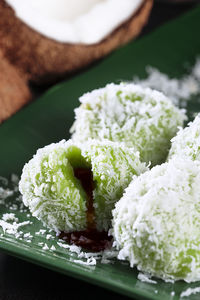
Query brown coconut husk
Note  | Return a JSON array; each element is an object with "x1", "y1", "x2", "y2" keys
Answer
[
  {"x1": 0, "y1": 0, "x2": 153, "y2": 85},
  {"x1": 0, "y1": 52, "x2": 31, "y2": 123}
]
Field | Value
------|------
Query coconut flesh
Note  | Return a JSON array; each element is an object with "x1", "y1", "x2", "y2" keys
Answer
[{"x1": 6, "y1": 0, "x2": 143, "y2": 44}]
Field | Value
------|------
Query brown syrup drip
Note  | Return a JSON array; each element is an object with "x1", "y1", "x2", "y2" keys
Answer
[
  {"x1": 59, "y1": 230, "x2": 113, "y2": 252},
  {"x1": 59, "y1": 168, "x2": 112, "y2": 251},
  {"x1": 73, "y1": 168, "x2": 95, "y2": 229}
]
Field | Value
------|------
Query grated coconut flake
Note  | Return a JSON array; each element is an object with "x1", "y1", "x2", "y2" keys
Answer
[
  {"x1": 138, "y1": 272, "x2": 157, "y2": 284},
  {"x1": 133, "y1": 58, "x2": 200, "y2": 107},
  {"x1": 180, "y1": 287, "x2": 200, "y2": 298}
]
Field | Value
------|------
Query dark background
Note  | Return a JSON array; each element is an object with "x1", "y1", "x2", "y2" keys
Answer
[{"x1": 0, "y1": 2, "x2": 197, "y2": 300}]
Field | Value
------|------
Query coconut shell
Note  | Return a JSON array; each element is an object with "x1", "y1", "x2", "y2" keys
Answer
[
  {"x1": 0, "y1": 0, "x2": 153, "y2": 85},
  {"x1": 0, "y1": 52, "x2": 31, "y2": 123}
]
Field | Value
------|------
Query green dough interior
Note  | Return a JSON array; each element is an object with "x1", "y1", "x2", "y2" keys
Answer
[
  {"x1": 19, "y1": 140, "x2": 147, "y2": 233},
  {"x1": 20, "y1": 143, "x2": 90, "y2": 232}
]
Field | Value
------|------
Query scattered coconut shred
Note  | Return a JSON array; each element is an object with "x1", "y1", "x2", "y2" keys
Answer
[
  {"x1": 133, "y1": 58, "x2": 200, "y2": 107},
  {"x1": 0, "y1": 174, "x2": 118, "y2": 266},
  {"x1": 137, "y1": 272, "x2": 157, "y2": 284},
  {"x1": 1, "y1": 59, "x2": 200, "y2": 293},
  {"x1": 0, "y1": 175, "x2": 33, "y2": 241},
  {"x1": 0, "y1": 176, "x2": 14, "y2": 204},
  {"x1": 0, "y1": 213, "x2": 31, "y2": 237},
  {"x1": 180, "y1": 287, "x2": 200, "y2": 298},
  {"x1": 57, "y1": 241, "x2": 118, "y2": 266}
]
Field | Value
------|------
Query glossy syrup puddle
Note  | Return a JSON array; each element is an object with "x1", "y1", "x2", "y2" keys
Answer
[{"x1": 59, "y1": 168, "x2": 113, "y2": 252}]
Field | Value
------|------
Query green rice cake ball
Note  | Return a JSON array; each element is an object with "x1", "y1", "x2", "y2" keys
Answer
[
  {"x1": 19, "y1": 140, "x2": 88, "y2": 233},
  {"x1": 112, "y1": 158, "x2": 200, "y2": 282},
  {"x1": 71, "y1": 83, "x2": 186, "y2": 166},
  {"x1": 19, "y1": 139, "x2": 147, "y2": 233},
  {"x1": 169, "y1": 114, "x2": 200, "y2": 161},
  {"x1": 82, "y1": 140, "x2": 147, "y2": 230}
]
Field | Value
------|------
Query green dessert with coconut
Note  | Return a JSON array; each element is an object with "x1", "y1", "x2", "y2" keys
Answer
[
  {"x1": 71, "y1": 83, "x2": 186, "y2": 166},
  {"x1": 112, "y1": 158, "x2": 200, "y2": 282},
  {"x1": 19, "y1": 139, "x2": 147, "y2": 238},
  {"x1": 168, "y1": 114, "x2": 200, "y2": 161}
]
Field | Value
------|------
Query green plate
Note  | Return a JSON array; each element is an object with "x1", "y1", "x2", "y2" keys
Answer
[{"x1": 1, "y1": 6, "x2": 200, "y2": 300}]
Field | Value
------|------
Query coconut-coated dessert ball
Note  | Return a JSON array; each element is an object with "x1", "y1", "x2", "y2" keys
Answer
[
  {"x1": 19, "y1": 139, "x2": 147, "y2": 233},
  {"x1": 169, "y1": 114, "x2": 200, "y2": 161},
  {"x1": 112, "y1": 158, "x2": 200, "y2": 282},
  {"x1": 71, "y1": 83, "x2": 186, "y2": 166}
]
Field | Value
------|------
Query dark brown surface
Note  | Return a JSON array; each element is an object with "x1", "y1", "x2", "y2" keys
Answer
[
  {"x1": 0, "y1": 0, "x2": 153, "y2": 85},
  {"x1": 74, "y1": 168, "x2": 95, "y2": 229},
  {"x1": 59, "y1": 230, "x2": 113, "y2": 252},
  {"x1": 0, "y1": 52, "x2": 31, "y2": 123}
]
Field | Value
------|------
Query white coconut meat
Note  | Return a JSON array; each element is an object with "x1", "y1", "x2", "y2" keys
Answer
[{"x1": 6, "y1": 0, "x2": 143, "y2": 44}]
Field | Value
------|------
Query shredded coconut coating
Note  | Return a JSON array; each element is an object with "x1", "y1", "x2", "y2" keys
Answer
[
  {"x1": 112, "y1": 158, "x2": 200, "y2": 282},
  {"x1": 19, "y1": 140, "x2": 89, "y2": 233},
  {"x1": 81, "y1": 139, "x2": 148, "y2": 231},
  {"x1": 169, "y1": 114, "x2": 200, "y2": 161},
  {"x1": 19, "y1": 139, "x2": 147, "y2": 232},
  {"x1": 70, "y1": 83, "x2": 186, "y2": 166}
]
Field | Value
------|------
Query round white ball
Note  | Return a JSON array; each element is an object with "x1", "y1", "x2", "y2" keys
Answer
[{"x1": 112, "y1": 158, "x2": 200, "y2": 282}]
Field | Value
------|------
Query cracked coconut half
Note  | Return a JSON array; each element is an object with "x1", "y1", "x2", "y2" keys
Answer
[{"x1": 0, "y1": 0, "x2": 153, "y2": 85}]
